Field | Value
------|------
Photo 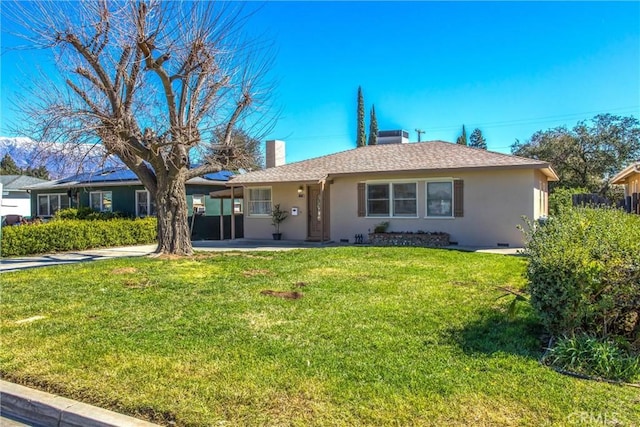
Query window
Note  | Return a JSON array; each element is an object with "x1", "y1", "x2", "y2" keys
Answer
[
  {"x1": 392, "y1": 183, "x2": 417, "y2": 217},
  {"x1": 233, "y1": 199, "x2": 243, "y2": 214},
  {"x1": 37, "y1": 194, "x2": 70, "y2": 217},
  {"x1": 90, "y1": 191, "x2": 113, "y2": 212},
  {"x1": 426, "y1": 181, "x2": 453, "y2": 217},
  {"x1": 248, "y1": 187, "x2": 271, "y2": 215},
  {"x1": 135, "y1": 190, "x2": 156, "y2": 217},
  {"x1": 367, "y1": 184, "x2": 389, "y2": 216},
  {"x1": 366, "y1": 182, "x2": 417, "y2": 217}
]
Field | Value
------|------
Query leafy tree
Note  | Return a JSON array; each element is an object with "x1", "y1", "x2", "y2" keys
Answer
[
  {"x1": 368, "y1": 105, "x2": 378, "y2": 146},
  {"x1": 356, "y1": 86, "x2": 366, "y2": 147},
  {"x1": 512, "y1": 114, "x2": 640, "y2": 194},
  {"x1": 208, "y1": 126, "x2": 264, "y2": 171},
  {"x1": 469, "y1": 128, "x2": 487, "y2": 150},
  {"x1": 456, "y1": 125, "x2": 467, "y2": 145},
  {"x1": 6, "y1": 1, "x2": 274, "y2": 255},
  {"x1": 0, "y1": 154, "x2": 21, "y2": 175}
]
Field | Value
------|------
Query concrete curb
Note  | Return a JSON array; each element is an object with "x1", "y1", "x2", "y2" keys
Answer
[{"x1": 0, "y1": 380, "x2": 160, "y2": 427}]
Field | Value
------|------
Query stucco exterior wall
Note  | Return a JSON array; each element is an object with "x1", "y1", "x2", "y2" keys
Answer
[
  {"x1": 533, "y1": 170, "x2": 549, "y2": 219},
  {"x1": 242, "y1": 168, "x2": 549, "y2": 247},
  {"x1": 329, "y1": 169, "x2": 538, "y2": 247},
  {"x1": 242, "y1": 182, "x2": 311, "y2": 240},
  {"x1": 623, "y1": 171, "x2": 640, "y2": 198}
]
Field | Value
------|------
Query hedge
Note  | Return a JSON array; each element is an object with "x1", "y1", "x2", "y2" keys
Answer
[
  {"x1": 1, "y1": 217, "x2": 157, "y2": 257},
  {"x1": 522, "y1": 207, "x2": 640, "y2": 351}
]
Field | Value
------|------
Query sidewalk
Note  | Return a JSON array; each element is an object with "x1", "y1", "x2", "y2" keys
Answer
[{"x1": 1, "y1": 380, "x2": 160, "y2": 427}]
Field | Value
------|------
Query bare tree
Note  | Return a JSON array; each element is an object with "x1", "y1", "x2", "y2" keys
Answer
[{"x1": 4, "y1": 1, "x2": 275, "y2": 255}]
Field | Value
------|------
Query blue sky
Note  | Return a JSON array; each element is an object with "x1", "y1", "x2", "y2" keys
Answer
[{"x1": 2, "y1": 1, "x2": 639, "y2": 164}]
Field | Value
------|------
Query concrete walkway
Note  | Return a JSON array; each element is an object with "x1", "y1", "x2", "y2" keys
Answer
[{"x1": 1, "y1": 240, "x2": 523, "y2": 273}]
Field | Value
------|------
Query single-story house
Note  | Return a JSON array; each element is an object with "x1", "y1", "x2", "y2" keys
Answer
[
  {"x1": 225, "y1": 139, "x2": 559, "y2": 247},
  {"x1": 0, "y1": 175, "x2": 50, "y2": 220},
  {"x1": 25, "y1": 167, "x2": 243, "y2": 240},
  {"x1": 611, "y1": 161, "x2": 640, "y2": 214}
]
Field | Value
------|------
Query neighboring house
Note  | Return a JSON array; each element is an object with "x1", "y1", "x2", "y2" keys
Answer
[
  {"x1": 611, "y1": 161, "x2": 640, "y2": 214},
  {"x1": 226, "y1": 139, "x2": 559, "y2": 247},
  {"x1": 25, "y1": 167, "x2": 243, "y2": 240},
  {"x1": 0, "y1": 175, "x2": 50, "y2": 219}
]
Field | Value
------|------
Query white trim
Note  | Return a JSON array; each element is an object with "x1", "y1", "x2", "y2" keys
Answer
[
  {"x1": 365, "y1": 181, "x2": 419, "y2": 218},
  {"x1": 36, "y1": 193, "x2": 70, "y2": 217},
  {"x1": 89, "y1": 190, "x2": 113, "y2": 212},
  {"x1": 135, "y1": 190, "x2": 155, "y2": 217},
  {"x1": 247, "y1": 186, "x2": 272, "y2": 217},
  {"x1": 425, "y1": 180, "x2": 454, "y2": 218}
]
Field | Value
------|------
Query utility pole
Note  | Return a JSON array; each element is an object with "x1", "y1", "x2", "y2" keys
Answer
[{"x1": 415, "y1": 129, "x2": 425, "y2": 142}]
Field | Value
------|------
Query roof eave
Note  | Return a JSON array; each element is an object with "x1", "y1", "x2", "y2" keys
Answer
[{"x1": 611, "y1": 162, "x2": 640, "y2": 184}]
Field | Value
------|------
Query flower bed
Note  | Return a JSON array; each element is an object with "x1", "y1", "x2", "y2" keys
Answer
[{"x1": 368, "y1": 232, "x2": 450, "y2": 247}]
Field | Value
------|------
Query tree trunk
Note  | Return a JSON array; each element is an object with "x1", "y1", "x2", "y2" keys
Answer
[{"x1": 155, "y1": 177, "x2": 193, "y2": 256}]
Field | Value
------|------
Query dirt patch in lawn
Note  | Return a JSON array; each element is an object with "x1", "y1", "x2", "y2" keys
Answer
[
  {"x1": 243, "y1": 269, "x2": 272, "y2": 277},
  {"x1": 261, "y1": 290, "x2": 303, "y2": 300}
]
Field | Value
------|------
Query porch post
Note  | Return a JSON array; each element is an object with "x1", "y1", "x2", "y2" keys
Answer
[
  {"x1": 219, "y1": 199, "x2": 224, "y2": 240},
  {"x1": 320, "y1": 180, "x2": 325, "y2": 244},
  {"x1": 230, "y1": 186, "x2": 236, "y2": 240}
]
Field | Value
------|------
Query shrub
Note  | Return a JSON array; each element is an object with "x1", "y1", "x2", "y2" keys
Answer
[
  {"x1": 522, "y1": 207, "x2": 640, "y2": 352},
  {"x1": 54, "y1": 207, "x2": 126, "y2": 220},
  {"x1": 548, "y1": 187, "x2": 588, "y2": 215},
  {"x1": 1, "y1": 217, "x2": 157, "y2": 257},
  {"x1": 543, "y1": 334, "x2": 639, "y2": 383}
]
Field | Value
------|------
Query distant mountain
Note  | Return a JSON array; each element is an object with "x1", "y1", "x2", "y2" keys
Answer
[{"x1": 0, "y1": 137, "x2": 119, "y2": 179}]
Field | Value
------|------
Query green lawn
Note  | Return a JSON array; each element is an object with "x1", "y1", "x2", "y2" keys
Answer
[{"x1": 1, "y1": 247, "x2": 637, "y2": 426}]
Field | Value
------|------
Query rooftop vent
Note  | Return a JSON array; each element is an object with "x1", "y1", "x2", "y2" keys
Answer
[{"x1": 377, "y1": 130, "x2": 410, "y2": 144}]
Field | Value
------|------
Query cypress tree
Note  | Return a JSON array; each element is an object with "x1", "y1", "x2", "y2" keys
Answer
[
  {"x1": 356, "y1": 86, "x2": 366, "y2": 147},
  {"x1": 456, "y1": 124, "x2": 467, "y2": 145},
  {"x1": 368, "y1": 104, "x2": 378, "y2": 145}
]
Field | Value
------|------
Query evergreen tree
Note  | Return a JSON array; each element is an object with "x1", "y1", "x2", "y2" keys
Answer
[
  {"x1": 24, "y1": 165, "x2": 50, "y2": 180},
  {"x1": 0, "y1": 153, "x2": 21, "y2": 175},
  {"x1": 356, "y1": 86, "x2": 366, "y2": 147},
  {"x1": 368, "y1": 105, "x2": 378, "y2": 145},
  {"x1": 456, "y1": 125, "x2": 467, "y2": 145},
  {"x1": 469, "y1": 128, "x2": 487, "y2": 149}
]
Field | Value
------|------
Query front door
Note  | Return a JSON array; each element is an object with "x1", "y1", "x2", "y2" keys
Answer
[{"x1": 307, "y1": 185, "x2": 329, "y2": 241}]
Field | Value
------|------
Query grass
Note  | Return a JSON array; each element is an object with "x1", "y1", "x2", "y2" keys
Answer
[{"x1": 1, "y1": 247, "x2": 638, "y2": 426}]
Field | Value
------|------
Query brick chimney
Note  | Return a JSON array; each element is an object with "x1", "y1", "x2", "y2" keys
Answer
[{"x1": 265, "y1": 140, "x2": 285, "y2": 168}]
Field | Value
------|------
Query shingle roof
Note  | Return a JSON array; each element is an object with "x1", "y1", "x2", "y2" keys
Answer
[
  {"x1": 229, "y1": 141, "x2": 558, "y2": 185},
  {"x1": 0, "y1": 175, "x2": 50, "y2": 191}
]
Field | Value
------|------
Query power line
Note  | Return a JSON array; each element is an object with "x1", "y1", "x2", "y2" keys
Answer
[{"x1": 277, "y1": 105, "x2": 639, "y2": 142}]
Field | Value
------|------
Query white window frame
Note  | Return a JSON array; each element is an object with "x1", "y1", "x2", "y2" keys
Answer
[
  {"x1": 247, "y1": 187, "x2": 272, "y2": 216},
  {"x1": 425, "y1": 180, "x2": 454, "y2": 218},
  {"x1": 89, "y1": 190, "x2": 113, "y2": 213},
  {"x1": 233, "y1": 198, "x2": 244, "y2": 214},
  {"x1": 135, "y1": 190, "x2": 156, "y2": 217},
  {"x1": 37, "y1": 193, "x2": 70, "y2": 217},
  {"x1": 365, "y1": 181, "x2": 418, "y2": 218}
]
